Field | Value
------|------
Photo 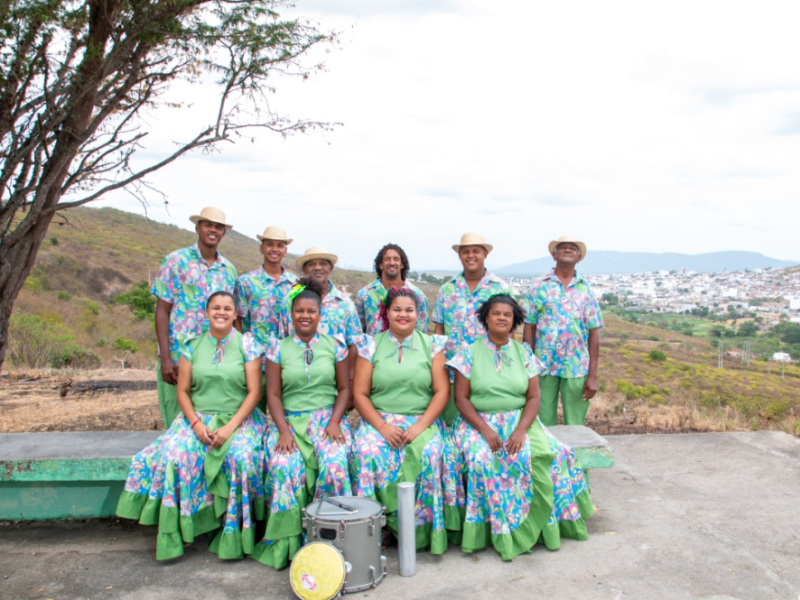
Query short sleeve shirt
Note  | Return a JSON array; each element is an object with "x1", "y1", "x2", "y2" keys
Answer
[
  {"x1": 524, "y1": 269, "x2": 603, "y2": 378},
  {"x1": 281, "y1": 282, "x2": 363, "y2": 346},
  {"x1": 354, "y1": 279, "x2": 430, "y2": 336},
  {"x1": 151, "y1": 244, "x2": 238, "y2": 363},
  {"x1": 235, "y1": 266, "x2": 298, "y2": 343},
  {"x1": 431, "y1": 270, "x2": 511, "y2": 376}
]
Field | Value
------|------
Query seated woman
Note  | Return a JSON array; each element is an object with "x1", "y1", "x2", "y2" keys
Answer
[
  {"x1": 352, "y1": 287, "x2": 451, "y2": 553},
  {"x1": 447, "y1": 293, "x2": 593, "y2": 560},
  {"x1": 252, "y1": 278, "x2": 352, "y2": 569},
  {"x1": 117, "y1": 291, "x2": 266, "y2": 560}
]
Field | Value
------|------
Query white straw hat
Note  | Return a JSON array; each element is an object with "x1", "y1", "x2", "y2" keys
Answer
[
  {"x1": 257, "y1": 226, "x2": 293, "y2": 244},
  {"x1": 548, "y1": 235, "x2": 587, "y2": 261},
  {"x1": 452, "y1": 232, "x2": 493, "y2": 254},
  {"x1": 296, "y1": 246, "x2": 339, "y2": 270},
  {"x1": 189, "y1": 207, "x2": 233, "y2": 230}
]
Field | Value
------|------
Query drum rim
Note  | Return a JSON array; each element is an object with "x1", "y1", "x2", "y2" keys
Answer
[
  {"x1": 289, "y1": 541, "x2": 346, "y2": 600},
  {"x1": 305, "y1": 497, "x2": 385, "y2": 522}
]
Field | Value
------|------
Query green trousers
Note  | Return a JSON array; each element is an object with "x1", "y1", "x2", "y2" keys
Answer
[
  {"x1": 538, "y1": 375, "x2": 588, "y2": 426},
  {"x1": 156, "y1": 360, "x2": 180, "y2": 428}
]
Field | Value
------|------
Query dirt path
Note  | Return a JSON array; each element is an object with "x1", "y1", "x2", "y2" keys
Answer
[{"x1": 1, "y1": 368, "x2": 711, "y2": 435}]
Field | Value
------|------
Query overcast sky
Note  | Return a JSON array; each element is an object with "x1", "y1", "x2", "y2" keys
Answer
[{"x1": 98, "y1": 0, "x2": 800, "y2": 271}]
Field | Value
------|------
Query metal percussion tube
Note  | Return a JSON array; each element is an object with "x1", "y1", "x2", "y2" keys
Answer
[{"x1": 397, "y1": 482, "x2": 416, "y2": 577}]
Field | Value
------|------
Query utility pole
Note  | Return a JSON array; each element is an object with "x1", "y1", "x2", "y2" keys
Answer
[{"x1": 718, "y1": 340, "x2": 724, "y2": 369}]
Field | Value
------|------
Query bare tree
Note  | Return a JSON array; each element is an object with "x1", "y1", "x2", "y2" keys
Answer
[{"x1": 0, "y1": 0, "x2": 336, "y2": 367}]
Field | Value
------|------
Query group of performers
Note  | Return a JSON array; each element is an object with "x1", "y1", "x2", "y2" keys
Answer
[{"x1": 116, "y1": 206, "x2": 604, "y2": 567}]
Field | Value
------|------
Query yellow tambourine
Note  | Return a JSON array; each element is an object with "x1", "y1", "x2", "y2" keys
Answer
[{"x1": 290, "y1": 542, "x2": 347, "y2": 600}]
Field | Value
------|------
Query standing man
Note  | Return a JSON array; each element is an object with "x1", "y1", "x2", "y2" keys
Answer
[
  {"x1": 522, "y1": 235, "x2": 603, "y2": 426},
  {"x1": 152, "y1": 207, "x2": 238, "y2": 427},
  {"x1": 432, "y1": 232, "x2": 511, "y2": 424},
  {"x1": 355, "y1": 243, "x2": 429, "y2": 335},
  {"x1": 235, "y1": 225, "x2": 298, "y2": 409},
  {"x1": 283, "y1": 247, "x2": 363, "y2": 370}
]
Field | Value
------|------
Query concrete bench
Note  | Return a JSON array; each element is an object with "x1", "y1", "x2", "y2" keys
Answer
[
  {"x1": 0, "y1": 431, "x2": 158, "y2": 521},
  {"x1": 0, "y1": 425, "x2": 613, "y2": 521},
  {"x1": 547, "y1": 425, "x2": 615, "y2": 488}
]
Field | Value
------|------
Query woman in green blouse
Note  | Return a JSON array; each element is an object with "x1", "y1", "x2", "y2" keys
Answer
[
  {"x1": 447, "y1": 293, "x2": 593, "y2": 560},
  {"x1": 352, "y1": 286, "x2": 451, "y2": 553},
  {"x1": 252, "y1": 278, "x2": 352, "y2": 569},
  {"x1": 117, "y1": 291, "x2": 266, "y2": 561}
]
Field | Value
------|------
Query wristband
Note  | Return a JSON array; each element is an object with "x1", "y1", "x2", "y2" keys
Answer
[
  {"x1": 378, "y1": 422, "x2": 386, "y2": 432},
  {"x1": 330, "y1": 417, "x2": 341, "y2": 424},
  {"x1": 190, "y1": 418, "x2": 201, "y2": 429}
]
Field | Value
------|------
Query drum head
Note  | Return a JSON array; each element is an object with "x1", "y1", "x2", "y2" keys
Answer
[
  {"x1": 305, "y1": 496, "x2": 383, "y2": 522},
  {"x1": 290, "y1": 542, "x2": 346, "y2": 600}
]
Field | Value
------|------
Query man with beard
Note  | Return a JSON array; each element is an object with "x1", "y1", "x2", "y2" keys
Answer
[
  {"x1": 152, "y1": 207, "x2": 238, "y2": 427},
  {"x1": 355, "y1": 243, "x2": 429, "y2": 335},
  {"x1": 522, "y1": 236, "x2": 603, "y2": 426},
  {"x1": 432, "y1": 232, "x2": 510, "y2": 425}
]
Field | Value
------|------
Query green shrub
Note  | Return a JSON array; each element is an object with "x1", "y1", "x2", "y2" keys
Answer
[
  {"x1": 114, "y1": 337, "x2": 138, "y2": 353},
  {"x1": 57, "y1": 291, "x2": 71, "y2": 301},
  {"x1": 49, "y1": 236, "x2": 59, "y2": 246},
  {"x1": 53, "y1": 345, "x2": 101, "y2": 369},
  {"x1": 7, "y1": 315, "x2": 73, "y2": 369},
  {"x1": 85, "y1": 301, "x2": 100, "y2": 316},
  {"x1": 648, "y1": 350, "x2": 667, "y2": 362},
  {"x1": 113, "y1": 281, "x2": 156, "y2": 319},
  {"x1": 647, "y1": 335, "x2": 659, "y2": 341}
]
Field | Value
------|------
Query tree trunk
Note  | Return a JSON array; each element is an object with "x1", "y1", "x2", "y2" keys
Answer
[{"x1": 0, "y1": 212, "x2": 56, "y2": 369}]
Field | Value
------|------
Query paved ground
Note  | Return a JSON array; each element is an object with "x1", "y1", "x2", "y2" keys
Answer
[{"x1": 1, "y1": 431, "x2": 799, "y2": 600}]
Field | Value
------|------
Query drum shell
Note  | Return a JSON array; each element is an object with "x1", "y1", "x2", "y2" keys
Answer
[{"x1": 303, "y1": 498, "x2": 387, "y2": 593}]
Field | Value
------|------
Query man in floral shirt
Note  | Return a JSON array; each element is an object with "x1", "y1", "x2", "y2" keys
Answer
[
  {"x1": 432, "y1": 232, "x2": 510, "y2": 424},
  {"x1": 152, "y1": 207, "x2": 238, "y2": 427},
  {"x1": 355, "y1": 243, "x2": 429, "y2": 335},
  {"x1": 280, "y1": 247, "x2": 363, "y2": 375},
  {"x1": 523, "y1": 235, "x2": 603, "y2": 426},
  {"x1": 235, "y1": 226, "x2": 298, "y2": 410}
]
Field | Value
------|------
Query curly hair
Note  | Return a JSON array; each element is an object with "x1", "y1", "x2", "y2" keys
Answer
[
  {"x1": 206, "y1": 290, "x2": 236, "y2": 310},
  {"x1": 373, "y1": 243, "x2": 410, "y2": 281},
  {"x1": 477, "y1": 293, "x2": 526, "y2": 333},
  {"x1": 291, "y1": 277, "x2": 325, "y2": 309},
  {"x1": 378, "y1": 286, "x2": 418, "y2": 331}
]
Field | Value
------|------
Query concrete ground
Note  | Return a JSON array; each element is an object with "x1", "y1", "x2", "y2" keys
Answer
[{"x1": 1, "y1": 431, "x2": 799, "y2": 600}]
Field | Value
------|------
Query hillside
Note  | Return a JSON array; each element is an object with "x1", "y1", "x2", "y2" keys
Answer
[
  {"x1": 5, "y1": 206, "x2": 799, "y2": 437},
  {"x1": 496, "y1": 250, "x2": 799, "y2": 277},
  {"x1": 11, "y1": 206, "x2": 440, "y2": 368}
]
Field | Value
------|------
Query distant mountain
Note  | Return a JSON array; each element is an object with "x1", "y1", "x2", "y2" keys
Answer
[{"x1": 496, "y1": 251, "x2": 799, "y2": 277}]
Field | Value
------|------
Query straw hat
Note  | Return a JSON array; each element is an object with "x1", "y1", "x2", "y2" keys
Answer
[
  {"x1": 548, "y1": 235, "x2": 587, "y2": 261},
  {"x1": 452, "y1": 232, "x2": 493, "y2": 254},
  {"x1": 257, "y1": 226, "x2": 293, "y2": 244},
  {"x1": 189, "y1": 207, "x2": 233, "y2": 230},
  {"x1": 296, "y1": 246, "x2": 339, "y2": 270}
]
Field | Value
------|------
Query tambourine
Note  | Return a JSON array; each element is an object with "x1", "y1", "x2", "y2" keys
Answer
[{"x1": 290, "y1": 541, "x2": 347, "y2": 600}]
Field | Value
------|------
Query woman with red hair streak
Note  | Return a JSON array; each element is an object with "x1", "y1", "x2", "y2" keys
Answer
[{"x1": 351, "y1": 286, "x2": 455, "y2": 553}]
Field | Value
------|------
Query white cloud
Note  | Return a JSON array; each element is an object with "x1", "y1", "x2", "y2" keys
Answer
[{"x1": 98, "y1": 0, "x2": 800, "y2": 270}]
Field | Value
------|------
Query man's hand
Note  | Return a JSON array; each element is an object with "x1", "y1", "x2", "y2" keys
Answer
[
  {"x1": 583, "y1": 376, "x2": 598, "y2": 401},
  {"x1": 161, "y1": 357, "x2": 178, "y2": 385}
]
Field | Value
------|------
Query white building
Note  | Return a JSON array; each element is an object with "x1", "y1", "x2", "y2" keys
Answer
[{"x1": 772, "y1": 352, "x2": 792, "y2": 362}]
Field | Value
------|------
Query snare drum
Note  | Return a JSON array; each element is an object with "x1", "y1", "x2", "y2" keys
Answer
[
  {"x1": 303, "y1": 497, "x2": 387, "y2": 593},
  {"x1": 290, "y1": 541, "x2": 347, "y2": 600}
]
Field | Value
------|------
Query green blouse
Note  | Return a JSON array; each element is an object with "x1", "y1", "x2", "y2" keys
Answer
[{"x1": 268, "y1": 333, "x2": 347, "y2": 412}]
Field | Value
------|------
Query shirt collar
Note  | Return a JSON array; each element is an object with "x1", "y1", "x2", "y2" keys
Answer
[
  {"x1": 455, "y1": 269, "x2": 502, "y2": 291},
  {"x1": 261, "y1": 265, "x2": 291, "y2": 283},
  {"x1": 206, "y1": 328, "x2": 236, "y2": 347},
  {"x1": 384, "y1": 330, "x2": 418, "y2": 361},
  {"x1": 292, "y1": 332, "x2": 321, "y2": 348},
  {"x1": 542, "y1": 268, "x2": 583, "y2": 287},
  {"x1": 325, "y1": 282, "x2": 346, "y2": 302},
  {"x1": 191, "y1": 243, "x2": 221, "y2": 267},
  {"x1": 481, "y1": 336, "x2": 512, "y2": 353}
]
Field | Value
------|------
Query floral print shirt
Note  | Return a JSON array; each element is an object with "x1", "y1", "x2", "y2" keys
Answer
[
  {"x1": 356, "y1": 332, "x2": 448, "y2": 363},
  {"x1": 151, "y1": 243, "x2": 238, "y2": 363},
  {"x1": 432, "y1": 270, "x2": 511, "y2": 378},
  {"x1": 235, "y1": 266, "x2": 298, "y2": 343},
  {"x1": 354, "y1": 279, "x2": 430, "y2": 335},
  {"x1": 523, "y1": 268, "x2": 603, "y2": 378},
  {"x1": 280, "y1": 282, "x2": 363, "y2": 347},
  {"x1": 265, "y1": 333, "x2": 348, "y2": 364},
  {"x1": 180, "y1": 330, "x2": 263, "y2": 364},
  {"x1": 446, "y1": 338, "x2": 544, "y2": 379}
]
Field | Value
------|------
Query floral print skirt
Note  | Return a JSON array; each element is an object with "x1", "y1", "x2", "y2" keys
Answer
[
  {"x1": 451, "y1": 411, "x2": 593, "y2": 560},
  {"x1": 351, "y1": 413, "x2": 450, "y2": 554},
  {"x1": 252, "y1": 405, "x2": 353, "y2": 569},
  {"x1": 116, "y1": 409, "x2": 267, "y2": 561}
]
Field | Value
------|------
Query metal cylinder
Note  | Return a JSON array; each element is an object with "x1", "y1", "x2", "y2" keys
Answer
[{"x1": 397, "y1": 481, "x2": 416, "y2": 577}]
